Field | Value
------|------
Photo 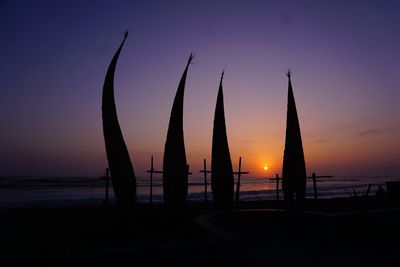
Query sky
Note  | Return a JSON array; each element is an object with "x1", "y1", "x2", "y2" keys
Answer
[{"x1": 0, "y1": 0, "x2": 399, "y2": 178}]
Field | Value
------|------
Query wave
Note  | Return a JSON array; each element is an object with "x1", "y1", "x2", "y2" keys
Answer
[{"x1": 0, "y1": 176, "x2": 399, "y2": 208}]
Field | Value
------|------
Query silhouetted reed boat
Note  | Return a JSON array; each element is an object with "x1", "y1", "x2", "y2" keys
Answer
[
  {"x1": 282, "y1": 71, "x2": 306, "y2": 202},
  {"x1": 102, "y1": 32, "x2": 136, "y2": 207},
  {"x1": 163, "y1": 54, "x2": 193, "y2": 207},
  {"x1": 211, "y1": 71, "x2": 234, "y2": 208}
]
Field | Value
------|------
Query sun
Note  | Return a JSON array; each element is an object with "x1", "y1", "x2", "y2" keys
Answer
[{"x1": 263, "y1": 166, "x2": 268, "y2": 171}]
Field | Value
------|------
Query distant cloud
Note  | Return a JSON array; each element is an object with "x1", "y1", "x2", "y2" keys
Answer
[
  {"x1": 335, "y1": 123, "x2": 360, "y2": 131},
  {"x1": 334, "y1": 122, "x2": 400, "y2": 138},
  {"x1": 358, "y1": 129, "x2": 381, "y2": 137},
  {"x1": 314, "y1": 138, "x2": 332, "y2": 143},
  {"x1": 358, "y1": 126, "x2": 400, "y2": 137},
  {"x1": 388, "y1": 125, "x2": 400, "y2": 132}
]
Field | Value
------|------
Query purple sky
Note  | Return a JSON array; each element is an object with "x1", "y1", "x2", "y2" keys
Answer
[{"x1": 0, "y1": 0, "x2": 399, "y2": 177}]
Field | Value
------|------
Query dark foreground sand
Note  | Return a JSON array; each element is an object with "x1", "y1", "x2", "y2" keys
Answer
[{"x1": 1, "y1": 198, "x2": 399, "y2": 266}]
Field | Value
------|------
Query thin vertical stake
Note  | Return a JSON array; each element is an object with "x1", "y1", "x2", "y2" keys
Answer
[
  {"x1": 150, "y1": 155, "x2": 154, "y2": 204},
  {"x1": 312, "y1": 172, "x2": 317, "y2": 200},
  {"x1": 203, "y1": 158, "x2": 208, "y2": 202},
  {"x1": 235, "y1": 157, "x2": 242, "y2": 203},
  {"x1": 276, "y1": 174, "x2": 280, "y2": 201},
  {"x1": 105, "y1": 168, "x2": 110, "y2": 205}
]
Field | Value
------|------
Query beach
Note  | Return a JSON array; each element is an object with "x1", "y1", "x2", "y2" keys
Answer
[
  {"x1": 1, "y1": 198, "x2": 399, "y2": 266},
  {"x1": 2, "y1": 1, "x2": 400, "y2": 266}
]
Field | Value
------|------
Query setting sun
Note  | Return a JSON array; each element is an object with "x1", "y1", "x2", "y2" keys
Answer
[{"x1": 263, "y1": 166, "x2": 268, "y2": 171}]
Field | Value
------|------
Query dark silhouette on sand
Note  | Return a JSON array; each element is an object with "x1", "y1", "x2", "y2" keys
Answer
[
  {"x1": 211, "y1": 71, "x2": 234, "y2": 208},
  {"x1": 163, "y1": 54, "x2": 193, "y2": 208},
  {"x1": 102, "y1": 32, "x2": 136, "y2": 207},
  {"x1": 282, "y1": 71, "x2": 306, "y2": 202}
]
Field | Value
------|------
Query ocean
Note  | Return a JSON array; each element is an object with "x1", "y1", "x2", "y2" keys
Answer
[{"x1": 0, "y1": 175, "x2": 398, "y2": 209}]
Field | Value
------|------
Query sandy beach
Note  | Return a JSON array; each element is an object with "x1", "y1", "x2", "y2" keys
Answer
[
  {"x1": 1, "y1": 198, "x2": 399, "y2": 266},
  {"x1": 2, "y1": 1, "x2": 400, "y2": 266}
]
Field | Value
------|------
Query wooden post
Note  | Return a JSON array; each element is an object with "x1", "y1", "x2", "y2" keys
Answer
[
  {"x1": 150, "y1": 156, "x2": 154, "y2": 203},
  {"x1": 276, "y1": 174, "x2": 280, "y2": 201},
  {"x1": 203, "y1": 159, "x2": 207, "y2": 202},
  {"x1": 312, "y1": 172, "x2": 317, "y2": 200},
  {"x1": 306, "y1": 173, "x2": 333, "y2": 200},
  {"x1": 187, "y1": 164, "x2": 192, "y2": 175},
  {"x1": 235, "y1": 157, "x2": 241, "y2": 203},
  {"x1": 199, "y1": 158, "x2": 211, "y2": 202},
  {"x1": 105, "y1": 168, "x2": 110, "y2": 205},
  {"x1": 269, "y1": 174, "x2": 282, "y2": 201},
  {"x1": 100, "y1": 168, "x2": 111, "y2": 205},
  {"x1": 234, "y1": 157, "x2": 249, "y2": 203},
  {"x1": 146, "y1": 156, "x2": 163, "y2": 204}
]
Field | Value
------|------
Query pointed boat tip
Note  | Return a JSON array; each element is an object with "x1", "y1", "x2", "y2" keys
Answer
[
  {"x1": 124, "y1": 30, "x2": 129, "y2": 39},
  {"x1": 187, "y1": 53, "x2": 195, "y2": 65},
  {"x1": 218, "y1": 69, "x2": 224, "y2": 94},
  {"x1": 286, "y1": 69, "x2": 291, "y2": 79},
  {"x1": 220, "y1": 65, "x2": 228, "y2": 82}
]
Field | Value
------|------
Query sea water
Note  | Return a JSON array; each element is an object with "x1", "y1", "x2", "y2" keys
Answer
[{"x1": 0, "y1": 175, "x2": 398, "y2": 209}]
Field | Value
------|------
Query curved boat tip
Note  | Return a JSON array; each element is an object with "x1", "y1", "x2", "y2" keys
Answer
[
  {"x1": 212, "y1": 70, "x2": 234, "y2": 209},
  {"x1": 102, "y1": 32, "x2": 136, "y2": 208},
  {"x1": 217, "y1": 70, "x2": 225, "y2": 99},
  {"x1": 163, "y1": 54, "x2": 194, "y2": 208},
  {"x1": 287, "y1": 68, "x2": 291, "y2": 79},
  {"x1": 187, "y1": 53, "x2": 194, "y2": 65}
]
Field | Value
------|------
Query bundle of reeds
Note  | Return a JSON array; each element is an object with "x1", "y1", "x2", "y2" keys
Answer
[
  {"x1": 102, "y1": 32, "x2": 136, "y2": 207},
  {"x1": 211, "y1": 71, "x2": 234, "y2": 208},
  {"x1": 162, "y1": 54, "x2": 194, "y2": 208}
]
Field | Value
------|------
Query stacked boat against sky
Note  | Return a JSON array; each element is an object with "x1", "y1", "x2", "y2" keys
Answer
[
  {"x1": 100, "y1": 33, "x2": 307, "y2": 209},
  {"x1": 282, "y1": 71, "x2": 307, "y2": 205},
  {"x1": 102, "y1": 32, "x2": 136, "y2": 207},
  {"x1": 162, "y1": 54, "x2": 193, "y2": 209},
  {"x1": 211, "y1": 72, "x2": 234, "y2": 209}
]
